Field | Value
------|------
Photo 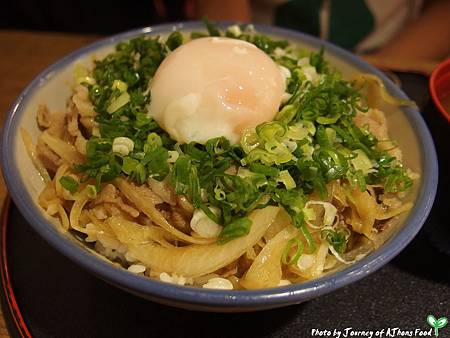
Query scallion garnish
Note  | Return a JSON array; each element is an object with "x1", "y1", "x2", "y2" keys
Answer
[
  {"x1": 321, "y1": 228, "x2": 351, "y2": 255},
  {"x1": 70, "y1": 20, "x2": 413, "y2": 248},
  {"x1": 281, "y1": 237, "x2": 304, "y2": 265},
  {"x1": 218, "y1": 217, "x2": 252, "y2": 244},
  {"x1": 59, "y1": 176, "x2": 79, "y2": 194}
]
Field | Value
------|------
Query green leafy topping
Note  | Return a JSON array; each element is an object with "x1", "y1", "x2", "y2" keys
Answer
[
  {"x1": 59, "y1": 176, "x2": 79, "y2": 194},
  {"x1": 218, "y1": 217, "x2": 252, "y2": 244},
  {"x1": 202, "y1": 17, "x2": 222, "y2": 37},
  {"x1": 70, "y1": 20, "x2": 414, "y2": 247},
  {"x1": 86, "y1": 184, "x2": 98, "y2": 198},
  {"x1": 144, "y1": 146, "x2": 170, "y2": 181},
  {"x1": 321, "y1": 227, "x2": 351, "y2": 254},
  {"x1": 281, "y1": 237, "x2": 304, "y2": 265},
  {"x1": 166, "y1": 31, "x2": 183, "y2": 51}
]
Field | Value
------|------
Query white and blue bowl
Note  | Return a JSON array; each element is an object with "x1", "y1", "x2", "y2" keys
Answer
[{"x1": 1, "y1": 22, "x2": 438, "y2": 312}]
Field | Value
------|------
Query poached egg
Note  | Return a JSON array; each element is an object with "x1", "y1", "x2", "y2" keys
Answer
[{"x1": 148, "y1": 37, "x2": 284, "y2": 144}]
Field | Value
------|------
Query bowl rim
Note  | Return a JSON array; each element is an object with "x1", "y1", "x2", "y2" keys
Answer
[
  {"x1": 429, "y1": 57, "x2": 450, "y2": 123},
  {"x1": 1, "y1": 21, "x2": 438, "y2": 309}
]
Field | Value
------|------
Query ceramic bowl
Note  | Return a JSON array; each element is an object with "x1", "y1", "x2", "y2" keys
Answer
[
  {"x1": 430, "y1": 57, "x2": 450, "y2": 123},
  {"x1": 1, "y1": 22, "x2": 438, "y2": 312}
]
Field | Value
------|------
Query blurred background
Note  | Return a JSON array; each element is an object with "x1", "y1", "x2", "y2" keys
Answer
[{"x1": 1, "y1": 0, "x2": 450, "y2": 72}]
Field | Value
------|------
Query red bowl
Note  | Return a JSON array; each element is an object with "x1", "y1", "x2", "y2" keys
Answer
[{"x1": 430, "y1": 57, "x2": 450, "y2": 123}]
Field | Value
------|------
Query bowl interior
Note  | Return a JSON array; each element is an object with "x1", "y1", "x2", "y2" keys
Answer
[
  {"x1": 1, "y1": 22, "x2": 436, "y2": 310},
  {"x1": 12, "y1": 26, "x2": 422, "y2": 231}
]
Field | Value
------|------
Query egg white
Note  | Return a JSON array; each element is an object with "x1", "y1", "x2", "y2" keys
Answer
[{"x1": 148, "y1": 37, "x2": 284, "y2": 144}]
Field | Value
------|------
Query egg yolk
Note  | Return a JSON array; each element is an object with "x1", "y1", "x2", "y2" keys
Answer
[{"x1": 148, "y1": 37, "x2": 284, "y2": 144}]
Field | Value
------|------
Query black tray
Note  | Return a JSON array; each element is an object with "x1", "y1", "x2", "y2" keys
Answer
[{"x1": 1, "y1": 74, "x2": 449, "y2": 338}]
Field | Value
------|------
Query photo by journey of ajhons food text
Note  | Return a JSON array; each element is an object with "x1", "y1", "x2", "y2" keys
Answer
[{"x1": 21, "y1": 19, "x2": 419, "y2": 291}]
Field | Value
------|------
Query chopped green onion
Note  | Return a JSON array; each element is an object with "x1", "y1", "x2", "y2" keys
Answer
[
  {"x1": 144, "y1": 133, "x2": 163, "y2": 153},
  {"x1": 303, "y1": 200, "x2": 337, "y2": 229},
  {"x1": 242, "y1": 149, "x2": 276, "y2": 166},
  {"x1": 166, "y1": 31, "x2": 183, "y2": 51},
  {"x1": 167, "y1": 150, "x2": 179, "y2": 163},
  {"x1": 303, "y1": 206, "x2": 315, "y2": 222},
  {"x1": 325, "y1": 128, "x2": 336, "y2": 144},
  {"x1": 131, "y1": 163, "x2": 147, "y2": 184},
  {"x1": 112, "y1": 80, "x2": 128, "y2": 92},
  {"x1": 171, "y1": 156, "x2": 192, "y2": 195},
  {"x1": 277, "y1": 170, "x2": 296, "y2": 189},
  {"x1": 256, "y1": 121, "x2": 286, "y2": 141},
  {"x1": 350, "y1": 149, "x2": 374, "y2": 175},
  {"x1": 218, "y1": 217, "x2": 252, "y2": 244},
  {"x1": 202, "y1": 17, "x2": 221, "y2": 37},
  {"x1": 205, "y1": 137, "x2": 231, "y2": 156},
  {"x1": 70, "y1": 22, "x2": 415, "y2": 246},
  {"x1": 281, "y1": 237, "x2": 304, "y2": 265},
  {"x1": 313, "y1": 146, "x2": 348, "y2": 181},
  {"x1": 321, "y1": 227, "x2": 350, "y2": 254},
  {"x1": 86, "y1": 184, "x2": 97, "y2": 198},
  {"x1": 241, "y1": 129, "x2": 261, "y2": 154},
  {"x1": 276, "y1": 104, "x2": 297, "y2": 124},
  {"x1": 122, "y1": 157, "x2": 139, "y2": 175},
  {"x1": 226, "y1": 25, "x2": 242, "y2": 37},
  {"x1": 145, "y1": 147, "x2": 169, "y2": 181},
  {"x1": 249, "y1": 163, "x2": 279, "y2": 177},
  {"x1": 107, "y1": 92, "x2": 130, "y2": 114},
  {"x1": 59, "y1": 176, "x2": 79, "y2": 194},
  {"x1": 300, "y1": 224, "x2": 317, "y2": 254},
  {"x1": 347, "y1": 169, "x2": 366, "y2": 192},
  {"x1": 214, "y1": 183, "x2": 227, "y2": 201},
  {"x1": 190, "y1": 31, "x2": 208, "y2": 39},
  {"x1": 316, "y1": 115, "x2": 340, "y2": 125},
  {"x1": 285, "y1": 122, "x2": 310, "y2": 140}
]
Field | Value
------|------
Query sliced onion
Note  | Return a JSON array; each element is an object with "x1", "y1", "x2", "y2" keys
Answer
[
  {"x1": 128, "y1": 206, "x2": 280, "y2": 277},
  {"x1": 311, "y1": 242, "x2": 329, "y2": 277},
  {"x1": 264, "y1": 208, "x2": 292, "y2": 242},
  {"x1": 304, "y1": 201, "x2": 337, "y2": 229},
  {"x1": 348, "y1": 188, "x2": 377, "y2": 237},
  {"x1": 114, "y1": 177, "x2": 214, "y2": 245},
  {"x1": 376, "y1": 202, "x2": 412, "y2": 220},
  {"x1": 69, "y1": 190, "x2": 90, "y2": 230},
  {"x1": 240, "y1": 226, "x2": 296, "y2": 289},
  {"x1": 352, "y1": 73, "x2": 417, "y2": 108},
  {"x1": 20, "y1": 128, "x2": 51, "y2": 183},
  {"x1": 40, "y1": 131, "x2": 84, "y2": 165},
  {"x1": 106, "y1": 216, "x2": 175, "y2": 248},
  {"x1": 57, "y1": 204, "x2": 70, "y2": 231},
  {"x1": 328, "y1": 245, "x2": 356, "y2": 265},
  {"x1": 147, "y1": 177, "x2": 176, "y2": 206}
]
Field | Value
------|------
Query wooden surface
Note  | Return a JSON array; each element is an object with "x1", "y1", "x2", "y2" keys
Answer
[{"x1": 0, "y1": 29, "x2": 100, "y2": 337}]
